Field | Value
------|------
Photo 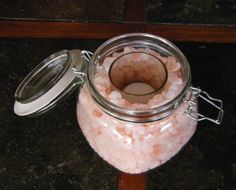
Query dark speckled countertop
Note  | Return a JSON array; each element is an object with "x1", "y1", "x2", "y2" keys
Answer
[
  {"x1": 0, "y1": 0, "x2": 235, "y2": 24},
  {"x1": 147, "y1": 0, "x2": 236, "y2": 24},
  {"x1": 0, "y1": 38, "x2": 236, "y2": 190}
]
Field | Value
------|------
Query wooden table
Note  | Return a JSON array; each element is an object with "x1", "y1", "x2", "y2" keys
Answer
[{"x1": 118, "y1": 172, "x2": 146, "y2": 190}]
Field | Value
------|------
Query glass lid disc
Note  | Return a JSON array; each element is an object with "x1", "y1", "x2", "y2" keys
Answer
[
  {"x1": 14, "y1": 49, "x2": 85, "y2": 116},
  {"x1": 15, "y1": 50, "x2": 70, "y2": 103}
]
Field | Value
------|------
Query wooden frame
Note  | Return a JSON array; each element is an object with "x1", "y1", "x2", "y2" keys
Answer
[{"x1": 1, "y1": 20, "x2": 236, "y2": 43}]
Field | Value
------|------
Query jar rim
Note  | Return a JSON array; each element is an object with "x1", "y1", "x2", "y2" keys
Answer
[{"x1": 87, "y1": 33, "x2": 191, "y2": 122}]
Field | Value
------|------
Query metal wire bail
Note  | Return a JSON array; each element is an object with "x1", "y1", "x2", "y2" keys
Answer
[
  {"x1": 184, "y1": 86, "x2": 224, "y2": 124},
  {"x1": 81, "y1": 50, "x2": 93, "y2": 62}
]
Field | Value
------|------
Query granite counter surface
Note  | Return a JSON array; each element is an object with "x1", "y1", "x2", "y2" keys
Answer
[
  {"x1": 0, "y1": 0, "x2": 235, "y2": 24},
  {"x1": 0, "y1": 38, "x2": 235, "y2": 190}
]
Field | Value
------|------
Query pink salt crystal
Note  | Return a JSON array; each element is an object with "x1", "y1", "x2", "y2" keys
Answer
[
  {"x1": 123, "y1": 136, "x2": 133, "y2": 149},
  {"x1": 125, "y1": 125, "x2": 132, "y2": 134},
  {"x1": 166, "y1": 57, "x2": 181, "y2": 72},
  {"x1": 140, "y1": 51, "x2": 150, "y2": 61},
  {"x1": 96, "y1": 65, "x2": 105, "y2": 72},
  {"x1": 94, "y1": 74, "x2": 111, "y2": 93},
  {"x1": 109, "y1": 91, "x2": 122, "y2": 100},
  {"x1": 167, "y1": 125, "x2": 178, "y2": 135},
  {"x1": 94, "y1": 76, "x2": 105, "y2": 85},
  {"x1": 103, "y1": 57, "x2": 115, "y2": 71},
  {"x1": 175, "y1": 62, "x2": 181, "y2": 71},
  {"x1": 166, "y1": 90, "x2": 176, "y2": 99},
  {"x1": 118, "y1": 99, "x2": 126, "y2": 106},
  {"x1": 169, "y1": 83, "x2": 179, "y2": 92},
  {"x1": 131, "y1": 103, "x2": 150, "y2": 110},
  {"x1": 95, "y1": 84, "x2": 105, "y2": 92},
  {"x1": 148, "y1": 94, "x2": 163, "y2": 107},
  {"x1": 123, "y1": 46, "x2": 135, "y2": 53},
  {"x1": 175, "y1": 77, "x2": 183, "y2": 85},
  {"x1": 138, "y1": 127, "x2": 145, "y2": 135},
  {"x1": 146, "y1": 48, "x2": 158, "y2": 56},
  {"x1": 166, "y1": 56, "x2": 176, "y2": 64},
  {"x1": 123, "y1": 99, "x2": 132, "y2": 107},
  {"x1": 93, "y1": 109, "x2": 103, "y2": 118},
  {"x1": 131, "y1": 53, "x2": 142, "y2": 62},
  {"x1": 110, "y1": 98, "x2": 125, "y2": 106},
  {"x1": 165, "y1": 84, "x2": 180, "y2": 100},
  {"x1": 168, "y1": 73, "x2": 183, "y2": 85}
]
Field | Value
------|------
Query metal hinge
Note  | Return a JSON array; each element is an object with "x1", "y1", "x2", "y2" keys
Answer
[{"x1": 72, "y1": 50, "x2": 93, "y2": 85}]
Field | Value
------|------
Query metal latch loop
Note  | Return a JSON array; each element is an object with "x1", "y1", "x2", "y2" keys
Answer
[
  {"x1": 184, "y1": 87, "x2": 224, "y2": 124},
  {"x1": 81, "y1": 50, "x2": 93, "y2": 62}
]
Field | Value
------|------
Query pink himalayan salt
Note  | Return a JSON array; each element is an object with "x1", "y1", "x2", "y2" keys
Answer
[
  {"x1": 76, "y1": 47, "x2": 197, "y2": 174},
  {"x1": 77, "y1": 87, "x2": 196, "y2": 173},
  {"x1": 99, "y1": 47, "x2": 183, "y2": 107},
  {"x1": 103, "y1": 57, "x2": 115, "y2": 72},
  {"x1": 166, "y1": 57, "x2": 181, "y2": 72},
  {"x1": 109, "y1": 90, "x2": 122, "y2": 100}
]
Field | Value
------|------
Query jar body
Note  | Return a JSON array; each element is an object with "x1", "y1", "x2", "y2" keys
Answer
[
  {"x1": 76, "y1": 33, "x2": 197, "y2": 174},
  {"x1": 77, "y1": 85, "x2": 197, "y2": 174}
]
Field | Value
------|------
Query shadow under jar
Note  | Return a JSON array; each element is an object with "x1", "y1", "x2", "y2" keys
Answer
[{"x1": 14, "y1": 33, "x2": 224, "y2": 174}]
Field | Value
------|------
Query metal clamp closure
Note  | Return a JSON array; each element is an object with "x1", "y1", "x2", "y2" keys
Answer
[{"x1": 184, "y1": 87, "x2": 224, "y2": 124}]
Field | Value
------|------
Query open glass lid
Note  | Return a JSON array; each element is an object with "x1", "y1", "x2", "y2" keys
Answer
[{"x1": 14, "y1": 49, "x2": 86, "y2": 116}]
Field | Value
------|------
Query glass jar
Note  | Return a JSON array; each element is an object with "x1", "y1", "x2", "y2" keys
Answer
[{"x1": 14, "y1": 33, "x2": 224, "y2": 174}]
